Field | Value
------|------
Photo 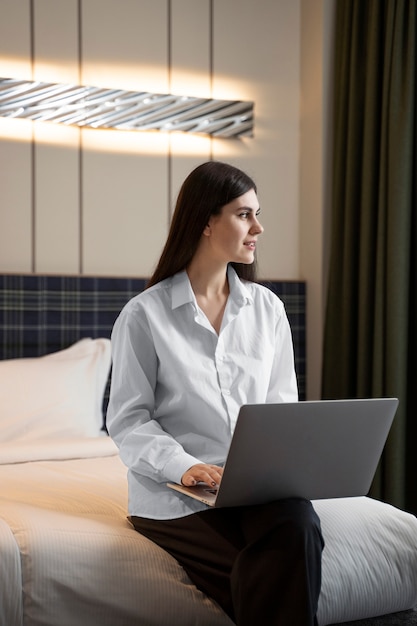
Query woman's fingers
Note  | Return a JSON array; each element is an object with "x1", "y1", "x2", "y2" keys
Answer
[{"x1": 181, "y1": 464, "x2": 223, "y2": 487}]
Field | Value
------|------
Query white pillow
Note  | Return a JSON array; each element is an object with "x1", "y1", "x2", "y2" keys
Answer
[{"x1": 0, "y1": 338, "x2": 111, "y2": 442}]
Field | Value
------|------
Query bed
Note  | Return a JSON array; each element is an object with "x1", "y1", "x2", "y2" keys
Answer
[{"x1": 0, "y1": 274, "x2": 417, "y2": 626}]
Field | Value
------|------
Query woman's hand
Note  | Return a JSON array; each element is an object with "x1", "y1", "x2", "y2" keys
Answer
[{"x1": 181, "y1": 464, "x2": 223, "y2": 488}]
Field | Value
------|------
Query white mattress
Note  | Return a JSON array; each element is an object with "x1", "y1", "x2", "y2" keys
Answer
[{"x1": 0, "y1": 437, "x2": 416, "y2": 625}]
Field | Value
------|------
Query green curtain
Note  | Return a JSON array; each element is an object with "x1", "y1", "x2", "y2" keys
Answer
[{"x1": 322, "y1": 0, "x2": 417, "y2": 513}]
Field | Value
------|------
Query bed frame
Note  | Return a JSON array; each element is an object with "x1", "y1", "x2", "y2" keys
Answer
[{"x1": 1, "y1": 273, "x2": 416, "y2": 626}]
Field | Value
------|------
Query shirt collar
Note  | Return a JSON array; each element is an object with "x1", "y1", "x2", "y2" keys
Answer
[
  {"x1": 170, "y1": 266, "x2": 253, "y2": 310},
  {"x1": 171, "y1": 271, "x2": 195, "y2": 309},
  {"x1": 227, "y1": 266, "x2": 254, "y2": 307}
]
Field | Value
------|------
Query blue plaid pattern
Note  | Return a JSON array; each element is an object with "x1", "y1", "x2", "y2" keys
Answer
[{"x1": 0, "y1": 275, "x2": 306, "y2": 400}]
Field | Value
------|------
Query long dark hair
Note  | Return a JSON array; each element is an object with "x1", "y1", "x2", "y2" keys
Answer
[{"x1": 147, "y1": 161, "x2": 258, "y2": 288}]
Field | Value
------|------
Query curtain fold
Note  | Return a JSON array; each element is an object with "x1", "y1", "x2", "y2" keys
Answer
[{"x1": 322, "y1": 0, "x2": 417, "y2": 512}]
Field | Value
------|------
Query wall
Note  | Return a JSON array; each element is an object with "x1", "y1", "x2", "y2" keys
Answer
[
  {"x1": 0, "y1": 0, "x2": 333, "y2": 399},
  {"x1": 299, "y1": 0, "x2": 335, "y2": 399},
  {"x1": 0, "y1": 0, "x2": 301, "y2": 278}
]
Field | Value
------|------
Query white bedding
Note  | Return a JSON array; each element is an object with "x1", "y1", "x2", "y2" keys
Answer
[
  {"x1": 0, "y1": 437, "x2": 416, "y2": 626},
  {"x1": 0, "y1": 517, "x2": 22, "y2": 626},
  {"x1": 0, "y1": 439, "x2": 232, "y2": 626}
]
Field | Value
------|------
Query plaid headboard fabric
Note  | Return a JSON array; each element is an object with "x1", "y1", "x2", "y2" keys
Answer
[{"x1": 0, "y1": 275, "x2": 306, "y2": 400}]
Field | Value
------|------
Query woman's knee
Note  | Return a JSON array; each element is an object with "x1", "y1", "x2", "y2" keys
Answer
[
  {"x1": 275, "y1": 499, "x2": 323, "y2": 548},
  {"x1": 240, "y1": 498, "x2": 324, "y2": 549}
]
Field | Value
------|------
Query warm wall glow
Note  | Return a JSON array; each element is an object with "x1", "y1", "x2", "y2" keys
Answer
[
  {"x1": 0, "y1": 117, "x2": 79, "y2": 147},
  {"x1": 211, "y1": 135, "x2": 253, "y2": 159},
  {"x1": 0, "y1": 61, "x2": 254, "y2": 103},
  {"x1": 169, "y1": 132, "x2": 211, "y2": 156},
  {"x1": 33, "y1": 62, "x2": 79, "y2": 86},
  {"x1": 0, "y1": 57, "x2": 31, "y2": 81},
  {"x1": 0, "y1": 60, "x2": 253, "y2": 103},
  {"x1": 0, "y1": 117, "x2": 32, "y2": 141},
  {"x1": 212, "y1": 77, "x2": 255, "y2": 103},
  {"x1": 33, "y1": 121, "x2": 79, "y2": 147},
  {"x1": 81, "y1": 127, "x2": 170, "y2": 155},
  {"x1": 82, "y1": 62, "x2": 170, "y2": 95},
  {"x1": 170, "y1": 70, "x2": 211, "y2": 100},
  {"x1": 81, "y1": 127, "x2": 213, "y2": 156},
  {"x1": 0, "y1": 117, "x2": 213, "y2": 155},
  {"x1": 0, "y1": 59, "x2": 168, "y2": 95}
]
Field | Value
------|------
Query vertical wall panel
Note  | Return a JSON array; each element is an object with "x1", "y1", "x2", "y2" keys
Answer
[
  {"x1": 169, "y1": 0, "x2": 212, "y2": 211},
  {"x1": 0, "y1": 0, "x2": 32, "y2": 272},
  {"x1": 33, "y1": 125, "x2": 81, "y2": 273},
  {"x1": 81, "y1": 0, "x2": 169, "y2": 92},
  {"x1": 0, "y1": 121, "x2": 33, "y2": 272},
  {"x1": 81, "y1": 130, "x2": 169, "y2": 277},
  {"x1": 0, "y1": 0, "x2": 31, "y2": 79},
  {"x1": 212, "y1": 0, "x2": 301, "y2": 280},
  {"x1": 33, "y1": 0, "x2": 80, "y2": 273},
  {"x1": 169, "y1": 134, "x2": 212, "y2": 212},
  {"x1": 32, "y1": 0, "x2": 79, "y2": 84},
  {"x1": 300, "y1": 0, "x2": 335, "y2": 399},
  {"x1": 81, "y1": 0, "x2": 170, "y2": 277},
  {"x1": 170, "y1": 0, "x2": 211, "y2": 98}
]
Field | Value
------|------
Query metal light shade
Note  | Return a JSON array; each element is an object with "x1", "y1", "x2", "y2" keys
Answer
[{"x1": 0, "y1": 77, "x2": 254, "y2": 138}]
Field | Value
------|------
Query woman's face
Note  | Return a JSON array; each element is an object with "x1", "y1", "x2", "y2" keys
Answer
[{"x1": 204, "y1": 188, "x2": 264, "y2": 265}]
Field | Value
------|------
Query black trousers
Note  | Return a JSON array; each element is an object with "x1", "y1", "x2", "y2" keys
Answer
[{"x1": 131, "y1": 498, "x2": 324, "y2": 626}]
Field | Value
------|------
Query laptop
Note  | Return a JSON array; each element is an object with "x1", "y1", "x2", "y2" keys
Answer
[{"x1": 167, "y1": 398, "x2": 398, "y2": 507}]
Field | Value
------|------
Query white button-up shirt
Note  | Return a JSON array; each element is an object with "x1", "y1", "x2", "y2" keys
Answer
[{"x1": 107, "y1": 267, "x2": 298, "y2": 519}]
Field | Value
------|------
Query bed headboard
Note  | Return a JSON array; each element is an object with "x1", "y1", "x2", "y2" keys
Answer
[{"x1": 0, "y1": 274, "x2": 306, "y2": 400}]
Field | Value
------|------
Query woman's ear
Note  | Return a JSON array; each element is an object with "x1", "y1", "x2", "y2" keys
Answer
[{"x1": 203, "y1": 223, "x2": 211, "y2": 237}]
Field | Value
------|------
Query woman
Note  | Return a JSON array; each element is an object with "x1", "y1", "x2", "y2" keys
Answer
[{"x1": 107, "y1": 161, "x2": 324, "y2": 625}]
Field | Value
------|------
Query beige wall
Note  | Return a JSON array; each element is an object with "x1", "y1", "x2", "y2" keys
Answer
[
  {"x1": 300, "y1": 0, "x2": 335, "y2": 399},
  {"x1": 0, "y1": 0, "x2": 333, "y2": 398}
]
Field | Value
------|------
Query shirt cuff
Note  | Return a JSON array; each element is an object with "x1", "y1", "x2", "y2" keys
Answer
[{"x1": 163, "y1": 451, "x2": 202, "y2": 485}]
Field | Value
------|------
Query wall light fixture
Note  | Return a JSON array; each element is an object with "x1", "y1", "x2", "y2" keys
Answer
[{"x1": 0, "y1": 77, "x2": 254, "y2": 138}]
